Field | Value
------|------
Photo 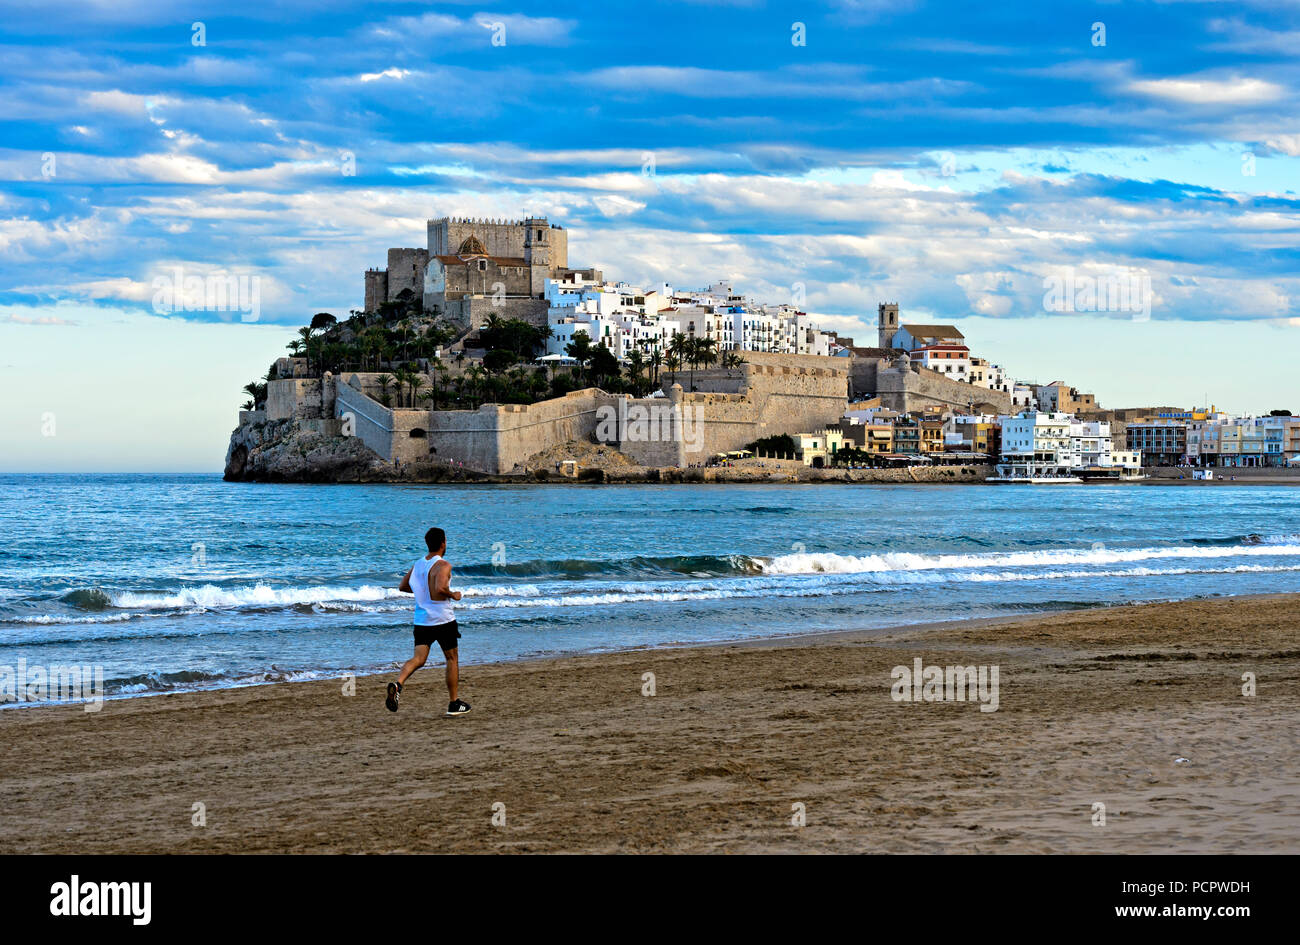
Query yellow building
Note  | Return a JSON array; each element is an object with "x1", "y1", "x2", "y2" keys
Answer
[
  {"x1": 797, "y1": 428, "x2": 846, "y2": 467},
  {"x1": 920, "y1": 418, "x2": 944, "y2": 453}
]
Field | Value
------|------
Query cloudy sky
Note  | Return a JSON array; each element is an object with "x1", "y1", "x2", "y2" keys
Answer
[{"x1": 2, "y1": 0, "x2": 1297, "y2": 471}]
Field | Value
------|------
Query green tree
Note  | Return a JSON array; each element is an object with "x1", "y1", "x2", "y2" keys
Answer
[
  {"x1": 483, "y1": 348, "x2": 519, "y2": 374},
  {"x1": 564, "y1": 330, "x2": 594, "y2": 383},
  {"x1": 310, "y1": 311, "x2": 337, "y2": 333},
  {"x1": 625, "y1": 348, "x2": 647, "y2": 395},
  {"x1": 242, "y1": 380, "x2": 268, "y2": 408},
  {"x1": 589, "y1": 343, "x2": 620, "y2": 389}
]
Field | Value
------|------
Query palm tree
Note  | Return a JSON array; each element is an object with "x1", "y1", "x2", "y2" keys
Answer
[
  {"x1": 242, "y1": 380, "x2": 267, "y2": 408},
  {"x1": 408, "y1": 373, "x2": 424, "y2": 409},
  {"x1": 376, "y1": 373, "x2": 394, "y2": 407},
  {"x1": 684, "y1": 337, "x2": 707, "y2": 391},
  {"x1": 697, "y1": 338, "x2": 718, "y2": 372},
  {"x1": 391, "y1": 366, "x2": 412, "y2": 407},
  {"x1": 296, "y1": 326, "x2": 314, "y2": 375},
  {"x1": 465, "y1": 365, "x2": 486, "y2": 407},
  {"x1": 668, "y1": 332, "x2": 688, "y2": 382}
]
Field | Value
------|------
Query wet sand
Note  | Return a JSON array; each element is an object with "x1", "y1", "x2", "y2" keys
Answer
[{"x1": 2, "y1": 594, "x2": 1297, "y2": 853}]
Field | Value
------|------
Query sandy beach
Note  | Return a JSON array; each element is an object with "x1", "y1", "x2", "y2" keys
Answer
[{"x1": 2, "y1": 594, "x2": 1297, "y2": 854}]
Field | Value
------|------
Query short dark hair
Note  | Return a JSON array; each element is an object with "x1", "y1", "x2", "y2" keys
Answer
[{"x1": 425, "y1": 527, "x2": 446, "y2": 553}]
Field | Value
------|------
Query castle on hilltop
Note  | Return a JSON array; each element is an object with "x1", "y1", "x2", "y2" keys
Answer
[{"x1": 363, "y1": 215, "x2": 602, "y2": 328}]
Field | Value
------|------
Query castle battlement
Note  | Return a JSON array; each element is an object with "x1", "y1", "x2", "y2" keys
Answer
[{"x1": 437, "y1": 215, "x2": 564, "y2": 230}]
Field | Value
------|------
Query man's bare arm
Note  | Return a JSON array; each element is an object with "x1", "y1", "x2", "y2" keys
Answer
[
  {"x1": 430, "y1": 560, "x2": 462, "y2": 601},
  {"x1": 398, "y1": 566, "x2": 413, "y2": 594}
]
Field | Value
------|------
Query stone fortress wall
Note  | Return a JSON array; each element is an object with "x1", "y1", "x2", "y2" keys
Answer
[
  {"x1": 259, "y1": 350, "x2": 851, "y2": 475},
  {"x1": 425, "y1": 389, "x2": 613, "y2": 473},
  {"x1": 868, "y1": 357, "x2": 1013, "y2": 414}
]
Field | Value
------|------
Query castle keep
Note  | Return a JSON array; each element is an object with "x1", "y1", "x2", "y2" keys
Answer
[{"x1": 364, "y1": 216, "x2": 600, "y2": 328}]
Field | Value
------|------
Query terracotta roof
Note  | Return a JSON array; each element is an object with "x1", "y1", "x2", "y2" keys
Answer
[{"x1": 901, "y1": 323, "x2": 964, "y2": 339}]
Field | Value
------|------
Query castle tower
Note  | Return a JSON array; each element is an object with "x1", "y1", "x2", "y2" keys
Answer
[{"x1": 878, "y1": 302, "x2": 899, "y2": 349}]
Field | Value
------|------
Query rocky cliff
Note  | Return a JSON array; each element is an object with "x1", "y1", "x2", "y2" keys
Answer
[{"x1": 224, "y1": 418, "x2": 483, "y2": 483}]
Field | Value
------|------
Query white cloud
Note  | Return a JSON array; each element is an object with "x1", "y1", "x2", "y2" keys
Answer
[
  {"x1": 358, "y1": 68, "x2": 411, "y2": 83},
  {"x1": 1128, "y1": 75, "x2": 1285, "y2": 106}
]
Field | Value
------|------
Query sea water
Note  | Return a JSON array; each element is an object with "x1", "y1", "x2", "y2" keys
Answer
[{"x1": 2, "y1": 474, "x2": 1298, "y2": 703}]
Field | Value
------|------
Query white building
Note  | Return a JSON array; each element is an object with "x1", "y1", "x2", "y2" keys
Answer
[
  {"x1": 910, "y1": 343, "x2": 970, "y2": 378},
  {"x1": 996, "y1": 411, "x2": 1141, "y2": 479},
  {"x1": 543, "y1": 277, "x2": 833, "y2": 362}
]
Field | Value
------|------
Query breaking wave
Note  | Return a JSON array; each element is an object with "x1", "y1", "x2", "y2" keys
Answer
[{"x1": 757, "y1": 541, "x2": 1300, "y2": 575}]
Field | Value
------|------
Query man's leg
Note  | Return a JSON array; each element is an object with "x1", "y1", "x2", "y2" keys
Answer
[
  {"x1": 442, "y1": 646, "x2": 458, "y2": 702},
  {"x1": 397, "y1": 645, "x2": 430, "y2": 687}
]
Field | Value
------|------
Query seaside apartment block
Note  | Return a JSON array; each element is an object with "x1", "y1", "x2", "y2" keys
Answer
[
  {"x1": 1122, "y1": 411, "x2": 1300, "y2": 468},
  {"x1": 995, "y1": 411, "x2": 1142, "y2": 480}
]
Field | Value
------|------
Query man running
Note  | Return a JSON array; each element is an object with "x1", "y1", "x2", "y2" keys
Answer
[{"x1": 386, "y1": 527, "x2": 470, "y2": 717}]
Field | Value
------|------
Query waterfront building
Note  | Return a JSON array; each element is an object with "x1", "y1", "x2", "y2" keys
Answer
[
  {"x1": 1126, "y1": 421, "x2": 1188, "y2": 466},
  {"x1": 893, "y1": 416, "x2": 921, "y2": 455},
  {"x1": 996, "y1": 411, "x2": 1140, "y2": 480}
]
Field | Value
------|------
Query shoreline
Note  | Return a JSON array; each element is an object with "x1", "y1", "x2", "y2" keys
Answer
[
  {"x1": 6, "y1": 592, "x2": 1276, "y2": 712},
  {"x1": 219, "y1": 474, "x2": 1300, "y2": 486},
  {"x1": 3, "y1": 593, "x2": 1297, "y2": 853}
]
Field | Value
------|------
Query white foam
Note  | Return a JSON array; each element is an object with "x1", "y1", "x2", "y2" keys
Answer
[
  {"x1": 5, "y1": 612, "x2": 138, "y2": 625},
  {"x1": 760, "y1": 543, "x2": 1300, "y2": 576},
  {"x1": 456, "y1": 563, "x2": 1300, "y2": 608},
  {"x1": 110, "y1": 583, "x2": 406, "y2": 610}
]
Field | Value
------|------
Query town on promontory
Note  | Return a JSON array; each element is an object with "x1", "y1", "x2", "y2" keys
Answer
[{"x1": 225, "y1": 213, "x2": 1300, "y2": 485}]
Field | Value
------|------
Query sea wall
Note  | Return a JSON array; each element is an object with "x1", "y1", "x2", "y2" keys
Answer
[{"x1": 426, "y1": 389, "x2": 612, "y2": 474}]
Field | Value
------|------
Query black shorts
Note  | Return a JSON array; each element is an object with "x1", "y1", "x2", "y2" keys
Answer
[{"x1": 414, "y1": 620, "x2": 460, "y2": 652}]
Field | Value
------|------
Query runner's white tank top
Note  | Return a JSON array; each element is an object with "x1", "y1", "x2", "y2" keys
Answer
[{"x1": 412, "y1": 554, "x2": 454, "y2": 626}]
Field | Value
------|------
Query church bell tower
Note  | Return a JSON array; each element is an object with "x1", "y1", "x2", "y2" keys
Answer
[{"x1": 878, "y1": 302, "x2": 899, "y2": 349}]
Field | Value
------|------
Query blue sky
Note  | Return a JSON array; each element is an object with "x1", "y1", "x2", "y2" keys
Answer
[{"x1": 2, "y1": 0, "x2": 1298, "y2": 471}]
